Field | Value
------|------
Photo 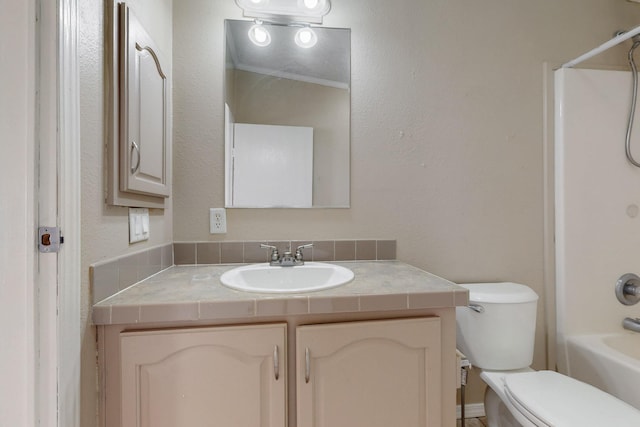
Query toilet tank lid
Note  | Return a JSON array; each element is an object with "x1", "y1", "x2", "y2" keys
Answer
[{"x1": 458, "y1": 282, "x2": 538, "y2": 304}]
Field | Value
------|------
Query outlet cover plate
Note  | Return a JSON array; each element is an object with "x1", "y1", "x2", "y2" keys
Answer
[
  {"x1": 129, "y1": 208, "x2": 150, "y2": 243},
  {"x1": 210, "y1": 208, "x2": 227, "y2": 234}
]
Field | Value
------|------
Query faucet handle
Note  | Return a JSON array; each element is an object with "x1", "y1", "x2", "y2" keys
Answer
[
  {"x1": 295, "y1": 243, "x2": 313, "y2": 261},
  {"x1": 260, "y1": 244, "x2": 279, "y2": 261}
]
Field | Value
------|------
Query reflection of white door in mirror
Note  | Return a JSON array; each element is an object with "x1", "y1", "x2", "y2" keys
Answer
[{"x1": 231, "y1": 124, "x2": 313, "y2": 208}]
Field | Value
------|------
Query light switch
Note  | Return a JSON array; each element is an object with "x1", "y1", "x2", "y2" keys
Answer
[{"x1": 129, "y1": 208, "x2": 150, "y2": 243}]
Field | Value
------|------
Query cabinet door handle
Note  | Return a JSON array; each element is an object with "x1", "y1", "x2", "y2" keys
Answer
[
  {"x1": 305, "y1": 347, "x2": 310, "y2": 383},
  {"x1": 273, "y1": 345, "x2": 280, "y2": 381},
  {"x1": 130, "y1": 140, "x2": 141, "y2": 174}
]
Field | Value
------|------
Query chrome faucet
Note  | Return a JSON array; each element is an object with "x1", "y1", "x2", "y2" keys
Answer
[
  {"x1": 623, "y1": 317, "x2": 640, "y2": 333},
  {"x1": 260, "y1": 244, "x2": 280, "y2": 263},
  {"x1": 260, "y1": 243, "x2": 313, "y2": 267},
  {"x1": 615, "y1": 273, "x2": 640, "y2": 305}
]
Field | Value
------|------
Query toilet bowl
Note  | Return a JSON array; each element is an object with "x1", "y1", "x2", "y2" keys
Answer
[{"x1": 456, "y1": 282, "x2": 640, "y2": 427}]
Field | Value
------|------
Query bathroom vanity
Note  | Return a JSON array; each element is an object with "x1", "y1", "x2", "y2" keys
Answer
[{"x1": 93, "y1": 261, "x2": 468, "y2": 427}]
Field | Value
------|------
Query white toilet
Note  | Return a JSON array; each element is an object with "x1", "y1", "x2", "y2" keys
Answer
[{"x1": 456, "y1": 282, "x2": 640, "y2": 427}]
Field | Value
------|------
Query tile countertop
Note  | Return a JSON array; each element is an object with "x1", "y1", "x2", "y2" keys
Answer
[{"x1": 92, "y1": 261, "x2": 469, "y2": 325}]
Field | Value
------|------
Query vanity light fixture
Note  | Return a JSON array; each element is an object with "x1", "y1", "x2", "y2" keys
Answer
[
  {"x1": 294, "y1": 27, "x2": 317, "y2": 48},
  {"x1": 235, "y1": 0, "x2": 330, "y2": 24},
  {"x1": 248, "y1": 22, "x2": 271, "y2": 46},
  {"x1": 299, "y1": 0, "x2": 322, "y2": 12}
]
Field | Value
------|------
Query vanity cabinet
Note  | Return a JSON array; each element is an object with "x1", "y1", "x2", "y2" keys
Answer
[
  {"x1": 96, "y1": 261, "x2": 466, "y2": 426},
  {"x1": 296, "y1": 317, "x2": 442, "y2": 427},
  {"x1": 119, "y1": 324, "x2": 287, "y2": 427},
  {"x1": 113, "y1": 317, "x2": 442, "y2": 427}
]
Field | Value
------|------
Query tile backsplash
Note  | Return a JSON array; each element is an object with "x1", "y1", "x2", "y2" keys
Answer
[
  {"x1": 91, "y1": 240, "x2": 396, "y2": 304},
  {"x1": 173, "y1": 239, "x2": 396, "y2": 265},
  {"x1": 90, "y1": 243, "x2": 173, "y2": 304}
]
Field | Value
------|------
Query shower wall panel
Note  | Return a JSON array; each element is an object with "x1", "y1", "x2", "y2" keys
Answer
[{"x1": 555, "y1": 68, "x2": 640, "y2": 342}]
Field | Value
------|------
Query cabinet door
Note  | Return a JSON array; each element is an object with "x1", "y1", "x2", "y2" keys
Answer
[
  {"x1": 120, "y1": 324, "x2": 286, "y2": 427},
  {"x1": 119, "y1": 4, "x2": 171, "y2": 198},
  {"x1": 296, "y1": 317, "x2": 442, "y2": 427}
]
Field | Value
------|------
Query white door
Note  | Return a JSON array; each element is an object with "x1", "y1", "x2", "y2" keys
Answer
[
  {"x1": 296, "y1": 318, "x2": 442, "y2": 427},
  {"x1": 232, "y1": 123, "x2": 313, "y2": 207}
]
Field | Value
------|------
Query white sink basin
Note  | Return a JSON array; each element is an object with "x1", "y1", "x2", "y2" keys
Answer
[{"x1": 220, "y1": 262, "x2": 354, "y2": 293}]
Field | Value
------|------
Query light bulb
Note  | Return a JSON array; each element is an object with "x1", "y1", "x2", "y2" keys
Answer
[
  {"x1": 244, "y1": 0, "x2": 269, "y2": 9},
  {"x1": 248, "y1": 24, "x2": 271, "y2": 47},
  {"x1": 303, "y1": 0, "x2": 319, "y2": 9},
  {"x1": 254, "y1": 27, "x2": 267, "y2": 42},
  {"x1": 297, "y1": 0, "x2": 328, "y2": 14},
  {"x1": 299, "y1": 31, "x2": 312, "y2": 44},
  {"x1": 294, "y1": 28, "x2": 317, "y2": 48}
]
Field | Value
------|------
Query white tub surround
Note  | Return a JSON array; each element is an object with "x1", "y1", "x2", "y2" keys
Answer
[{"x1": 555, "y1": 67, "x2": 640, "y2": 410}]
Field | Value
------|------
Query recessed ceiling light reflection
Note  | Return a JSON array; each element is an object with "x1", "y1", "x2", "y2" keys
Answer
[
  {"x1": 295, "y1": 27, "x2": 317, "y2": 48},
  {"x1": 248, "y1": 24, "x2": 271, "y2": 47}
]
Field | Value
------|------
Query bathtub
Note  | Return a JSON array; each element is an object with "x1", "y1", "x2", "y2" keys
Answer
[{"x1": 564, "y1": 333, "x2": 640, "y2": 410}]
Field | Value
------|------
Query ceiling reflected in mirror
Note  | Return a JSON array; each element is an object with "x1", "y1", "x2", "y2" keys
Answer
[{"x1": 225, "y1": 20, "x2": 349, "y2": 90}]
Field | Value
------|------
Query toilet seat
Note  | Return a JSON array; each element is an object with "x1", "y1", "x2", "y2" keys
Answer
[{"x1": 503, "y1": 370, "x2": 640, "y2": 427}]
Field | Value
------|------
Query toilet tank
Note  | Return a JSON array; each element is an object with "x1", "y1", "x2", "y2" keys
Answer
[{"x1": 456, "y1": 282, "x2": 538, "y2": 370}]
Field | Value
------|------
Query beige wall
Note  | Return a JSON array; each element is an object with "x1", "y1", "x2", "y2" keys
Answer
[{"x1": 80, "y1": 0, "x2": 640, "y2": 422}]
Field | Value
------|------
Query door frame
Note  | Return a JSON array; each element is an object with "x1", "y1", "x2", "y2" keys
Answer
[{"x1": 38, "y1": 0, "x2": 82, "y2": 425}]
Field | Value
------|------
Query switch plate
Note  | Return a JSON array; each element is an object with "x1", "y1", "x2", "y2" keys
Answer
[
  {"x1": 210, "y1": 208, "x2": 227, "y2": 234},
  {"x1": 129, "y1": 208, "x2": 150, "y2": 243}
]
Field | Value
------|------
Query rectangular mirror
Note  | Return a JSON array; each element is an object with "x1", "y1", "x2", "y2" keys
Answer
[{"x1": 224, "y1": 19, "x2": 350, "y2": 208}]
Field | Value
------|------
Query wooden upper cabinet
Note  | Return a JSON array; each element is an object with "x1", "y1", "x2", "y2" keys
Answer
[
  {"x1": 117, "y1": 3, "x2": 171, "y2": 199},
  {"x1": 296, "y1": 317, "x2": 443, "y2": 427},
  {"x1": 120, "y1": 324, "x2": 287, "y2": 427}
]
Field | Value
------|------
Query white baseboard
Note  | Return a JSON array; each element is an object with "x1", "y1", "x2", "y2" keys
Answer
[{"x1": 457, "y1": 403, "x2": 485, "y2": 419}]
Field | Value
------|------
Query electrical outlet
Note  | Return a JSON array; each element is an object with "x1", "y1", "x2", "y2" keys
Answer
[{"x1": 210, "y1": 208, "x2": 227, "y2": 234}]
